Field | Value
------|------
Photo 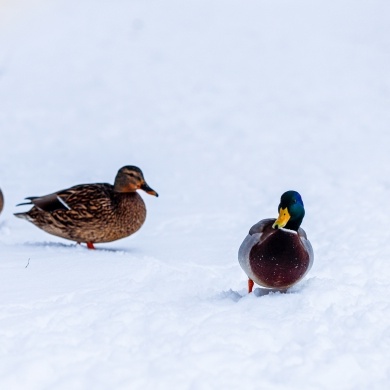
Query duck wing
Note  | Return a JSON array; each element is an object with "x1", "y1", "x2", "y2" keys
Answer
[
  {"x1": 248, "y1": 218, "x2": 275, "y2": 236},
  {"x1": 19, "y1": 183, "x2": 114, "y2": 213}
]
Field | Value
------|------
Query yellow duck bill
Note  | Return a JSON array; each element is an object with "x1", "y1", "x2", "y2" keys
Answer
[{"x1": 272, "y1": 207, "x2": 290, "y2": 229}]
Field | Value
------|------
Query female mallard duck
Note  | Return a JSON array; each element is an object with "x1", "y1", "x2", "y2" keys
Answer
[
  {"x1": 0, "y1": 188, "x2": 4, "y2": 215},
  {"x1": 238, "y1": 191, "x2": 313, "y2": 293},
  {"x1": 14, "y1": 166, "x2": 158, "y2": 249}
]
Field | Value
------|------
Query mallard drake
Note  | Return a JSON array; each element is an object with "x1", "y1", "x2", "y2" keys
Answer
[
  {"x1": 238, "y1": 191, "x2": 313, "y2": 293},
  {"x1": 0, "y1": 188, "x2": 4, "y2": 215},
  {"x1": 14, "y1": 166, "x2": 158, "y2": 249}
]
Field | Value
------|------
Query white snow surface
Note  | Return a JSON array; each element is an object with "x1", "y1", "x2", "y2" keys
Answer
[{"x1": 1, "y1": 0, "x2": 390, "y2": 389}]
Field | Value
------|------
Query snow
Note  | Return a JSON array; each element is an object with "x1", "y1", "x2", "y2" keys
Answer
[{"x1": 1, "y1": 0, "x2": 390, "y2": 388}]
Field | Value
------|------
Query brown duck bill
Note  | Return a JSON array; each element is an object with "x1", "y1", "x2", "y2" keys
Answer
[
  {"x1": 141, "y1": 182, "x2": 159, "y2": 197},
  {"x1": 272, "y1": 207, "x2": 290, "y2": 229}
]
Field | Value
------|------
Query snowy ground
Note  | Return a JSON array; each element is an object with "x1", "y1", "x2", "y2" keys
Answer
[{"x1": 1, "y1": 0, "x2": 390, "y2": 389}]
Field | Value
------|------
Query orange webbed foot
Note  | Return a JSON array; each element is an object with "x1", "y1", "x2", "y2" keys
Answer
[
  {"x1": 248, "y1": 278, "x2": 254, "y2": 293},
  {"x1": 86, "y1": 242, "x2": 95, "y2": 250}
]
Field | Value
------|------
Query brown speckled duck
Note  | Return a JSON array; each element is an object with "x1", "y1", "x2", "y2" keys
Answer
[
  {"x1": 0, "y1": 188, "x2": 4, "y2": 215},
  {"x1": 14, "y1": 166, "x2": 158, "y2": 249},
  {"x1": 238, "y1": 191, "x2": 313, "y2": 293}
]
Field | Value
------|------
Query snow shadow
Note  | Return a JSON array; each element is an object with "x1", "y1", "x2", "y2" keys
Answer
[
  {"x1": 19, "y1": 241, "x2": 136, "y2": 253},
  {"x1": 219, "y1": 287, "x2": 289, "y2": 302}
]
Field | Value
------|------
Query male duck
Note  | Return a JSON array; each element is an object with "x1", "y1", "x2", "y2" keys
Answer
[
  {"x1": 238, "y1": 191, "x2": 313, "y2": 293},
  {"x1": 15, "y1": 166, "x2": 158, "y2": 249}
]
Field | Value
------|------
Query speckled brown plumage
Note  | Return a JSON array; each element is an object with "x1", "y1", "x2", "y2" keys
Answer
[{"x1": 14, "y1": 166, "x2": 158, "y2": 247}]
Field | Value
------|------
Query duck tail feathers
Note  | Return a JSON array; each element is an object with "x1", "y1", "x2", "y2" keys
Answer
[
  {"x1": 16, "y1": 196, "x2": 39, "y2": 207},
  {"x1": 14, "y1": 212, "x2": 31, "y2": 220}
]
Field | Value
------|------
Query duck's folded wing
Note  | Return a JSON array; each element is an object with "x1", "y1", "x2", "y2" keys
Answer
[
  {"x1": 298, "y1": 227, "x2": 314, "y2": 270},
  {"x1": 30, "y1": 193, "x2": 70, "y2": 212},
  {"x1": 24, "y1": 183, "x2": 113, "y2": 213},
  {"x1": 248, "y1": 218, "x2": 275, "y2": 235},
  {"x1": 17, "y1": 193, "x2": 70, "y2": 212},
  {"x1": 298, "y1": 227, "x2": 308, "y2": 239},
  {"x1": 239, "y1": 219, "x2": 275, "y2": 277}
]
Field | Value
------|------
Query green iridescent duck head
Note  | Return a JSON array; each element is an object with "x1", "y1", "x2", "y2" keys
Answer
[{"x1": 272, "y1": 190, "x2": 305, "y2": 231}]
